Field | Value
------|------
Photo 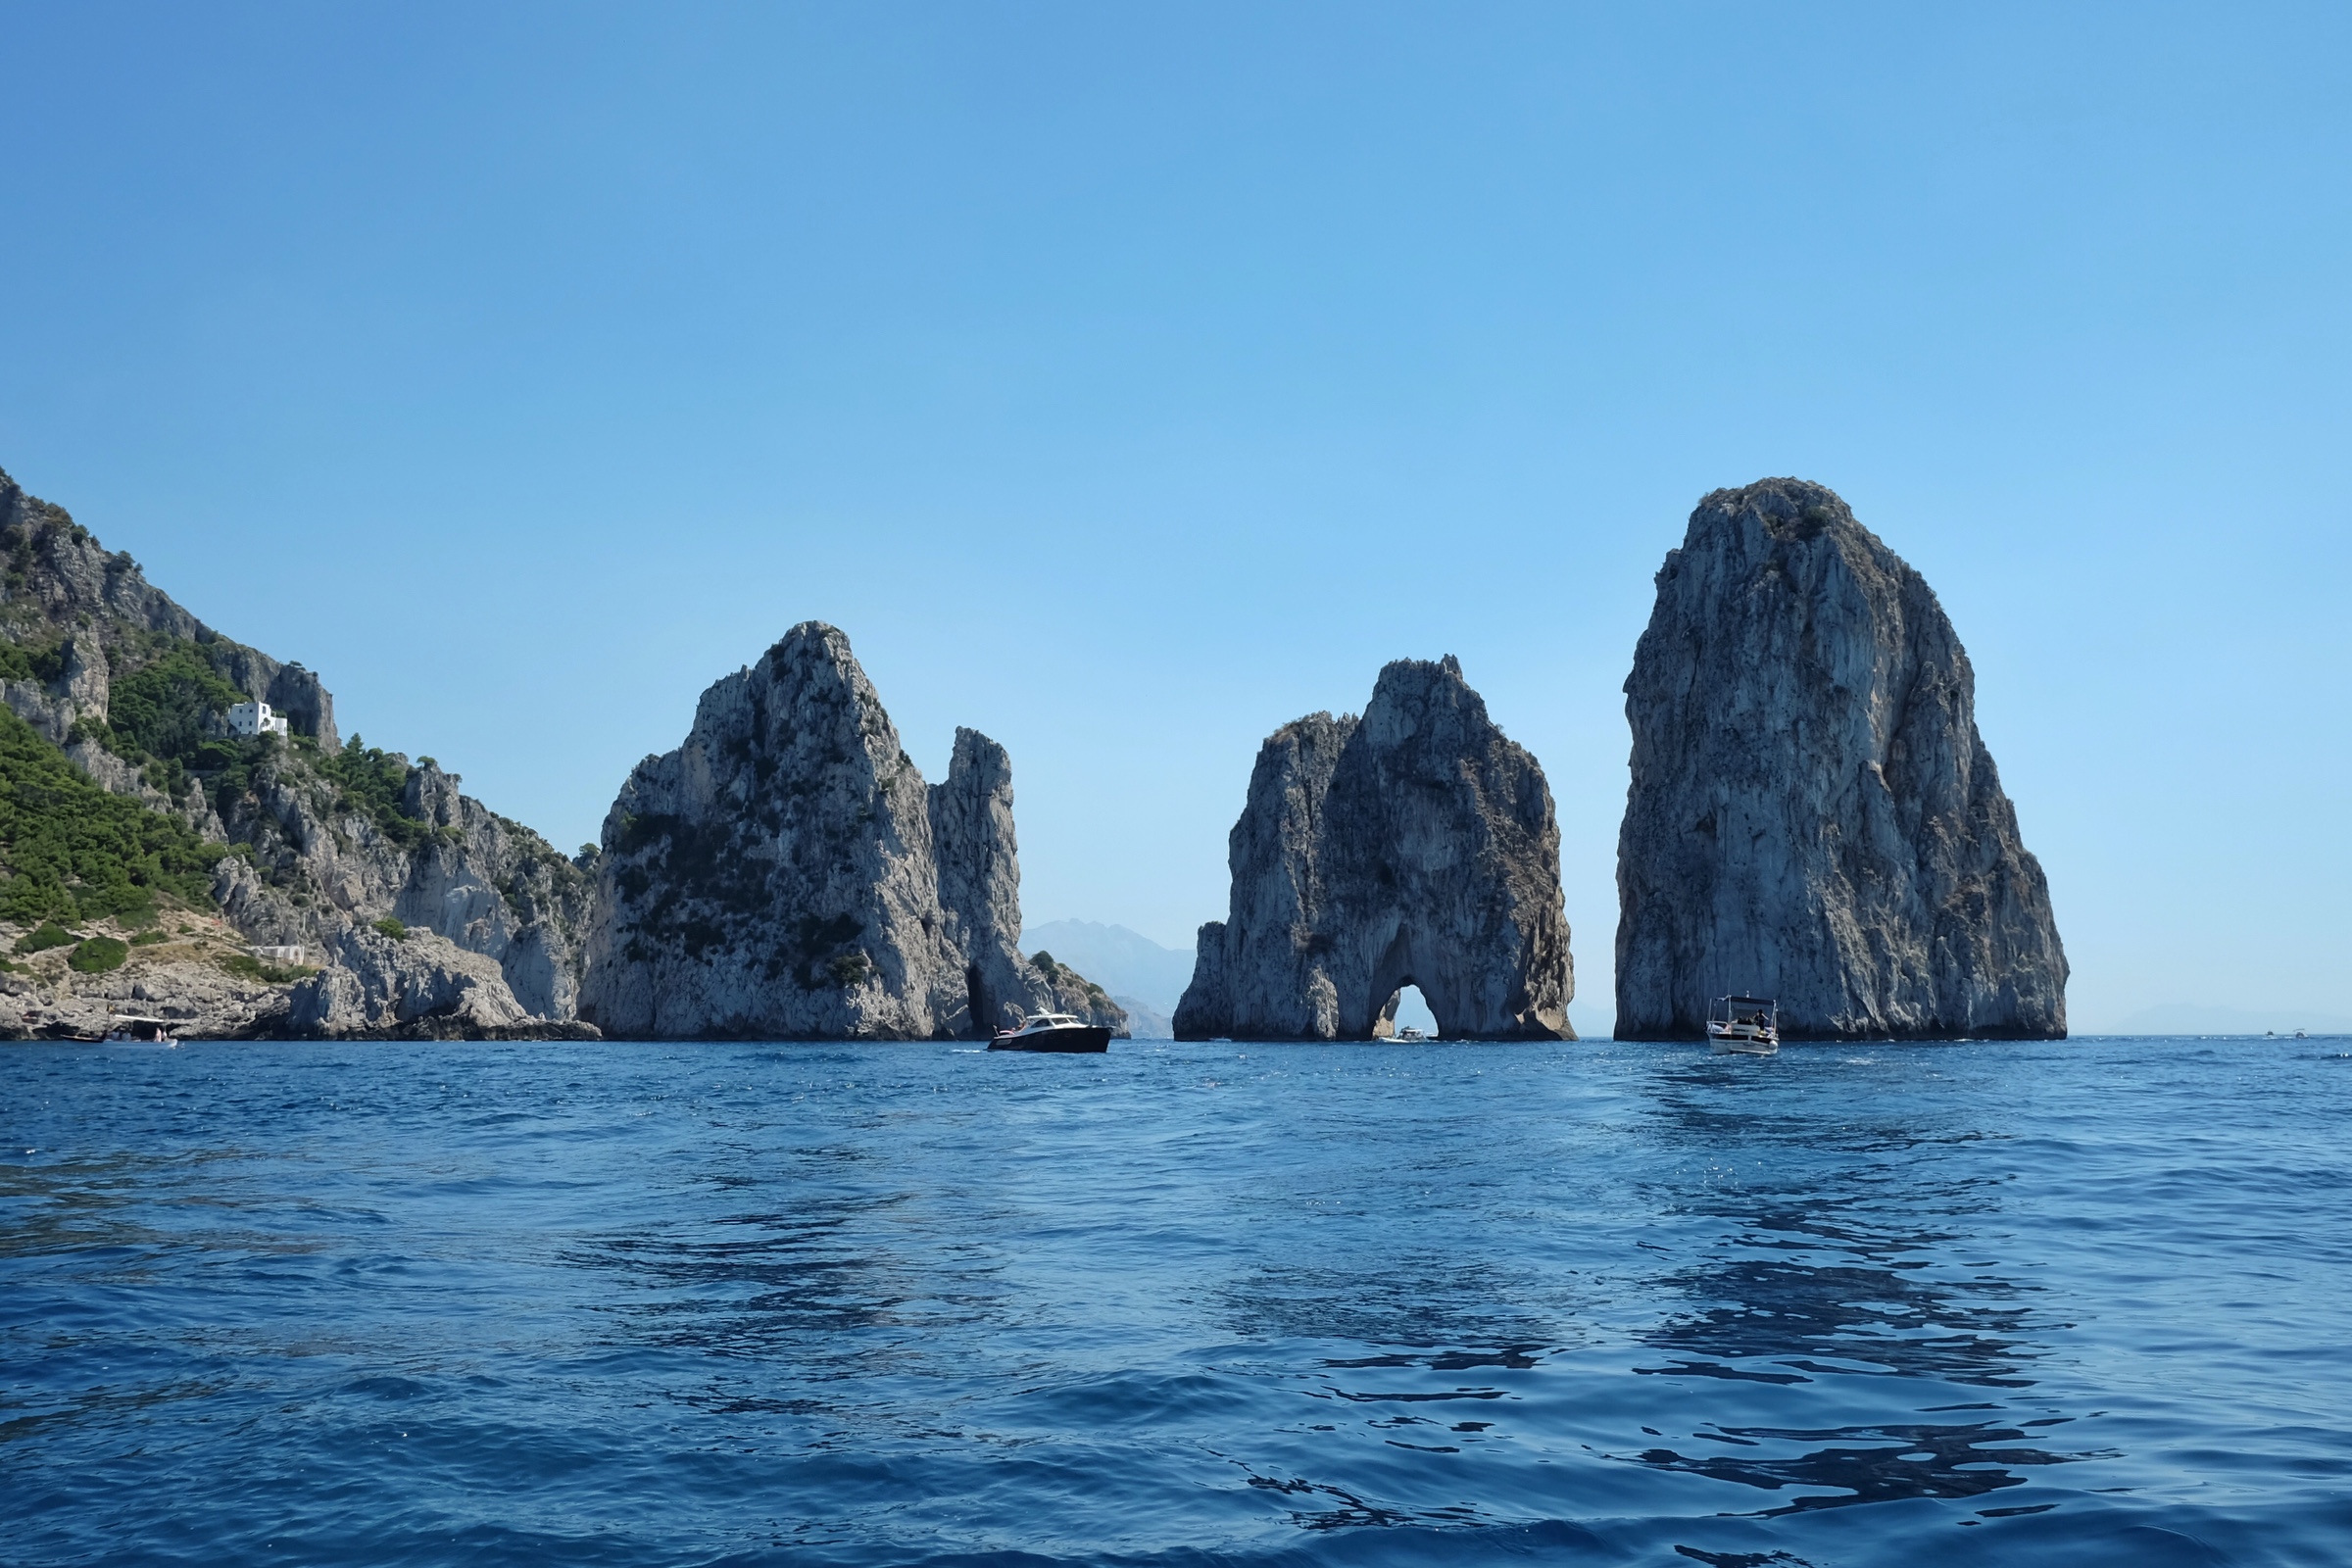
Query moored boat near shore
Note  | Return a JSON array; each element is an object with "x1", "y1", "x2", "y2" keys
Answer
[{"x1": 989, "y1": 1010, "x2": 1111, "y2": 1053}]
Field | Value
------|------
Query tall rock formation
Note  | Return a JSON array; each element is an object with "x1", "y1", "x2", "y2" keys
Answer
[
  {"x1": 1615, "y1": 478, "x2": 2067, "y2": 1041},
  {"x1": 577, "y1": 623, "x2": 1124, "y2": 1041},
  {"x1": 929, "y1": 726, "x2": 1041, "y2": 1035},
  {"x1": 1175, "y1": 657, "x2": 1573, "y2": 1041}
]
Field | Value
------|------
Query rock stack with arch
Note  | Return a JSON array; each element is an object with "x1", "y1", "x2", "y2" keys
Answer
[{"x1": 1174, "y1": 656, "x2": 1574, "y2": 1041}]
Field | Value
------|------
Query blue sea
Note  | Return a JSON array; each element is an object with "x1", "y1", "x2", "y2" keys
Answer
[{"x1": 6, "y1": 1036, "x2": 2350, "y2": 1567}]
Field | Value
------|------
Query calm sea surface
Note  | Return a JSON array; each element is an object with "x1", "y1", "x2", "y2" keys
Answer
[{"x1": 5, "y1": 1036, "x2": 2350, "y2": 1567}]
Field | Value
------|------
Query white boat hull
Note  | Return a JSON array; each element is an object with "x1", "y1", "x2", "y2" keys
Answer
[
  {"x1": 1707, "y1": 1024, "x2": 1779, "y2": 1055},
  {"x1": 988, "y1": 1023, "x2": 1111, "y2": 1054}
]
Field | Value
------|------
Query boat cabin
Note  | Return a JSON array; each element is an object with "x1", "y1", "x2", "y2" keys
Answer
[{"x1": 1710, "y1": 995, "x2": 1778, "y2": 1033}]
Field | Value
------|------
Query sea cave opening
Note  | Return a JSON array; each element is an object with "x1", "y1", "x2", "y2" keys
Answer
[{"x1": 1385, "y1": 984, "x2": 1439, "y2": 1041}]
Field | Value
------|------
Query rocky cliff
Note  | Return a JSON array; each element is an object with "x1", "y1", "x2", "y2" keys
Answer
[
  {"x1": 578, "y1": 623, "x2": 1123, "y2": 1041},
  {"x1": 207, "y1": 756, "x2": 594, "y2": 1020},
  {"x1": 1614, "y1": 478, "x2": 2068, "y2": 1041},
  {"x1": 1175, "y1": 657, "x2": 1573, "y2": 1041},
  {"x1": 1, "y1": 469, "x2": 336, "y2": 752},
  {"x1": 282, "y1": 924, "x2": 596, "y2": 1040},
  {"x1": 0, "y1": 908, "x2": 299, "y2": 1041},
  {"x1": 931, "y1": 727, "x2": 1054, "y2": 1035},
  {"x1": 0, "y1": 466, "x2": 591, "y2": 1033}
]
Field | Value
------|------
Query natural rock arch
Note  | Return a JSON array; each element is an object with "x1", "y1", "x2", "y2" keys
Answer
[{"x1": 1175, "y1": 656, "x2": 1573, "y2": 1042}]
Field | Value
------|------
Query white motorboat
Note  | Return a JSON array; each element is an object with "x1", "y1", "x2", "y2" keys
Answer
[
  {"x1": 1707, "y1": 995, "x2": 1779, "y2": 1055},
  {"x1": 989, "y1": 1010, "x2": 1111, "y2": 1054},
  {"x1": 102, "y1": 1015, "x2": 178, "y2": 1046},
  {"x1": 1393, "y1": 1026, "x2": 1430, "y2": 1043}
]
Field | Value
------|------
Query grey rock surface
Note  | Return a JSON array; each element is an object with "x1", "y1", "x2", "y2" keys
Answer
[
  {"x1": 929, "y1": 727, "x2": 1037, "y2": 1035},
  {"x1": 0, "y1": 926, "x2": 292, "y2": 1041},
  {"x1": 578, "y1": 623, "x2": 968, "y2": 1040},
  {"x1": 579, "y1": 623, "x2": 1122, "y2": 1041},
  {"x1": 928, "y1": 727, "x2": 1126, "y2": 1037},
  {"x1": 284, "y1": 925, "x2": 533, "y2": 1037},
  {"x1": 1614, "y1": 478, "x2": 2068, "y2": 1041},
  {"x1": 1175, "y1": 657, "x2": 1574, "y2": 1041},
  {"x1": 196, "y1": 757, "x2": 595, "y2": 1018}
]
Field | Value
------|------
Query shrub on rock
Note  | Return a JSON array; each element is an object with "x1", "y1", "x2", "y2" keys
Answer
[
  {"x1": 15, "y1": 921, "x2": 77, "y2": 955},
  {"x1": 69, "y1": 936, "x2": 129, "y2": 973}
]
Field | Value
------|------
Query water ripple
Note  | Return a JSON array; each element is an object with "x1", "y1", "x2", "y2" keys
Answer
[{"x1": 4, "y1": 1036, "x2": 2350, "y2": 1565}]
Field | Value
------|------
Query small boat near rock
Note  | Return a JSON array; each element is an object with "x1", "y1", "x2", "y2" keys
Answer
[
  {"x1": 1707, "y1": 995, "x2": 1779, "y2": 1055},
  {"x1": 989, "y1": 1010, "x2": 1111, "y2": 1054},
  {"x1": 102, "y1": 1015, "x2": 179, "y2": 1046}
]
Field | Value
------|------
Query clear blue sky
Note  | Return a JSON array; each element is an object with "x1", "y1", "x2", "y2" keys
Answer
[{"x1": 3, "y1": 3, "x2": 2346, "y2": 1034}]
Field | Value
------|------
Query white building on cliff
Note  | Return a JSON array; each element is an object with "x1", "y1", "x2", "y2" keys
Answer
[{"x1": 228, "y1": 700, "x2": 290, "y2": 738}]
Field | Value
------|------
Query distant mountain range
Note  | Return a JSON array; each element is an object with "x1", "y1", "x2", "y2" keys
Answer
[{"x1": 1021, "y1": 920, "x2": 1197, "y2": 1035}]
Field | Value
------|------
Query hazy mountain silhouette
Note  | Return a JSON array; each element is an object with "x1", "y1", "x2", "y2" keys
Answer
[{"x1": 1021, "y1": 920, "x2": 1196, "y2": 1018}]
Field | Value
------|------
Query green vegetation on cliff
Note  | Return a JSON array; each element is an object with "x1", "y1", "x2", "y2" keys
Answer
[
  {"x1": 0, "y1": 639, "x2": 69, "y2": 686},
  {"x1": 63, "y1": 641, "x2": 268, "y2": 805},
  {"x1": 106, "y1": 646, "x2": 245, "y2": 764},
  {"x1": 0, "y1": 707, "x2": 226, "y2": 925},
  {"x1": 69, "y1": 936, "x2": 128, "y2": 973},
  {"x1": 14, "y1": 921, "x2": 75, "y2": 955},
  {"x1": 320, "y1": 735, "x2": 445, "y2": 849}
]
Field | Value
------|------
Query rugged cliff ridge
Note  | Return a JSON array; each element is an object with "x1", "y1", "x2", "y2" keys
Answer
[
  {"x1": 577, "y1": 623, "x2": 1123, "y2": 1041},
  {"x1": 0, "y1": 472, "x2": 337, "y2": 755},
  {"x1": 1175, "y1": 657, "x2": 1573, "y2": 1041},
  {"x1": 1615, "y1": 478, "x2": 2067, "y2": 1040},
  {"x1": 0, "y1": 466, "x2": 592, "y2": 1033}
]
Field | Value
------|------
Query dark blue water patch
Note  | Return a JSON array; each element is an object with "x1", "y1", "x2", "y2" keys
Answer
[{"x1": 4, "y1": 1036, "x2": 2351, "y2": 1566}]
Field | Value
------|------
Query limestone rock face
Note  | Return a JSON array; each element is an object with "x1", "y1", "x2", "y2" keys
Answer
[
  {"x1": 1615, "y1": 478, "x2": 2067, "y2": 1041},
  {"x1": 928, "y1": 726, "x2": 1032, "y2": 1034},
  {"x1": 579, "y1": 624, "x2": 963, "y2": 1039},
  {"x1": 927, "y1": 727, "x2": 1125, "y2": 1036},
  {"x1": 578, "y1": 625, "x2": 1123, "y2": 1041},
  {"x1": 185, "y1": 754, "x2": 595, "y2": 1019},
  {"x1": 0, "y1": 942, "x2": 291, "y2": 1040},
  {"x1": 1175, "y1": 657, "x2": 1573, "y2": 1041},
  {"x1": 285, "y1": 925, "x2": 542, "y2": 1037}
]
